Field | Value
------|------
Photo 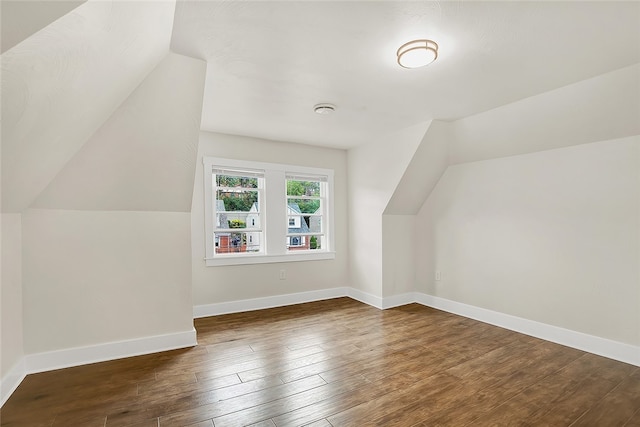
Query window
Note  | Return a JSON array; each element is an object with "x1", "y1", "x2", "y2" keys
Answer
[
  {"x1": 286, "y1": 175, "x2": 326, "y2": 252},
  {"x1": 203, "y1": 157, "x2": 335, "y2": 266},
  {"x1": 212, "y1": 168, "x2": 264, "y2": 255}
]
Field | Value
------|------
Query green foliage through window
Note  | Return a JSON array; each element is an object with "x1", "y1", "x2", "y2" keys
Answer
[
  {"x1": 287, "y1": 180, "x2": 321, "y2": 213},
  {"x1": 216, "y1": 174, "x2": 258, "y2": 212},
  {"x1": 216, "y1": 175, "x2": 258, "y2": 188},
  {"x1": 217, "y1": 190, "x2": 258, "y2": 212},
  {"x1": 287, "y1": 180, "x2": 319, "y2": 197}
]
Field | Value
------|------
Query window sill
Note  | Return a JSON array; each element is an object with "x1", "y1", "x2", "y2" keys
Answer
[{"x1": 205, "y1": 251, "x2": 336, "y2": 267}]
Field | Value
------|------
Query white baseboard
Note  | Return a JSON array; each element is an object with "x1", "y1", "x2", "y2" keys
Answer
[
  {"x1": 193, "y1": 287, "x2": 349, "y2": 318},
  {"x1": 346, "y1": 287, "x2": 383, "y2": 309},
  {"x1": 1, "y1": 358, "x2": 27, "y2": 407},
  {"x1": 347, "y1": 289, "x2": 414, "y2": 310},
  {"x1": 4, "y1": 289, "x2": 638, "y2": 408},
  {"x1": 194, "y1": 289, "x2": 639, "y2": 367},
  {"x1": 25, "y1": 328, "x2": 197, "y2": 374},
  {"x1": 414, "y1": 293, "x2": 640, "y2": 367},
  {"x1": 2, "y1": 328, "x2": 197, "y2": 407},
  {"x1": 381, "y1": 292, "x2": 416, "y2": 309}
]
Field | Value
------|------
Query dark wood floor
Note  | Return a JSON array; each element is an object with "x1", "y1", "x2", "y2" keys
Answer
[{"x1": 2, "y1": 298, "x2": 639, "y2": 426}]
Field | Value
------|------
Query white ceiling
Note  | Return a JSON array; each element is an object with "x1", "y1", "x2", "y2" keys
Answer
[{"x1": 171, "y1": 1, "x2": 640, "y2": 149}]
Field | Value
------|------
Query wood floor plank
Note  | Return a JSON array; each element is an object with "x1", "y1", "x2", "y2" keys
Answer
[
  {"x1": 326, "y1": 372, "x2": 463, "y2": 426},
  {"x1": 236, "y1": 345, "x2": 351, "y2": 383},
  {"x1": 570, "y1": 373, "x2": 640, "y2": 426},
  {"x1": 137, "y1": 372, "x2": 241, "y2": 396},
  {"x1": 2, "y1": 298, "x2": 637, "y2": 427},
  {"x1": 624, "y1": 408, "x2": 640, "y2": 427},
  {"x1": 157, "y1": 375, "x2": 326, "y2": 426},
  {"x1": 300, "y1": 419, "x2": 332, "y2": 427},
  {"x1": 366, "y1": 340, "x2": 558, "y2": 426},
  {"x1": 421, "y1": 343, "x2": 585, "y2": 426},
  {"x1": 514, "y1": 353, "x2": 636, "y2": 426},
  {"x1": 212, "y1": 373, "x2": 369, "y2": 427},
  {"x1": 183, "y1": 420, "x2": 213, "y2": 427},
  {"x1": 108, "y1": 374, "x2": 287, "y2": 426},
  {"x1": 271, "y1": 371, "x2": 417, "y2": 426},
  {"x1": 247, "y1": 420, "x2": 277, "y2": 427}
]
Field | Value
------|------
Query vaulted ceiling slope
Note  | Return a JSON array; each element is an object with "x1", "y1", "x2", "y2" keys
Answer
[
  {"x1": 31, "y1": 52, "x2": 206, "y2": 212},
  {"x1": 2, "y1": 1, "x2": 639, "y2": 214},
  {"x1": 1, "y1": 0, "x2": 87, "y2": 53},
  {"x1": 171, "y1": 1, "x2": 640, "y2": 149},
  {"x1": 385, "y1": 63, "x2": 640, "y2": 215},
  {"x1": 1, "y1": 0, "x2": 176, "y2": 213}
]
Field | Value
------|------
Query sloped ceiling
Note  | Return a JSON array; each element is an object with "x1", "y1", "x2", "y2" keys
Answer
[
  {"x1": 1, "y1": 0, "x2": 87, "y2": 53},
  {"x1": 31, "y1": 52, "x2": 206, "y2": 212},
  {"x1": 2, "y1": 1, "x2": 639, "y2": 214},
  {"x1": 171, "y1": 1, "x2": 640, "y2": 149},
  {"x1": 1, "y1": 0, "x2": 176, "y2": 212},
  {"x1": 449, "y1": 64, "x2": 640, "y2": 165},
  {"x1": 384, "y1": 64, "x2": 640, "y2": 215}
]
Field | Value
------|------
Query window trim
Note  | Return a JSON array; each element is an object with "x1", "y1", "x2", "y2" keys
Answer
[{"x1": 203, "y1": 157, "x2": 335, "y2": 266}]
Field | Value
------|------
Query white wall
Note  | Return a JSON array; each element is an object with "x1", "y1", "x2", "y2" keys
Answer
[
  {"x1": 192, "y1": 132, "x2": 348, "y2": 306},
  {"x1": 347, "y1": 121, "x2": 431, "y2": 298},
  {"x1": 22, "y1": 209, "x2": 193, "y2": 354},
  {"x1": 380, "y1": 121, "x2": 451, "y2": 297},
  {"x1": 381, "y1": 215, "x2": 415, "y2": 297},
  {"x1": 15, "y1": 50, "x2": 205, "y2": 358},
  {"x1": 416, "y1": 136, "x2": 640, "y2": 346},
  {"x1": 1, "y1": 213, "x2": 24, "y2": 380}
]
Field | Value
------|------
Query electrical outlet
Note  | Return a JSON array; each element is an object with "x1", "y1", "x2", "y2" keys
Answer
[
  {"x1": 279, "y1": 269, "x2": 286, "y2": 280},
  {"x1": 435, "y1": 270, "x2": 442, "y2": 281}
]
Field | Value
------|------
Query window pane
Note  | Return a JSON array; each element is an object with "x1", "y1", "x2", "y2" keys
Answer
[
  {"x1": 307, "y1": 216, "x2": 322, "y2": 233},
  {"x1": 217, "y1": 213, "x2": 261, "y2": 230},
  {"x1": 287, "y1": 198, "x2": 320, "y2": 214},
  {"x1": 287, "y1": 180, "x2": 320, "y2": 197},
  {"x1": 215, "y1": 232, "x2": 261, "y2": 253},
  {"x1": 286, "y1": 235, "x2": 323, "y2": 251},
  {"x1": 286, "y1": 215, "x2": 322, "y2": 233},
  {"x1": 216, "y1": 189, "x2": 258, "y2": 212},
  {"x1": 216, "y1": 174, "x2": 258, "y2": 188}
]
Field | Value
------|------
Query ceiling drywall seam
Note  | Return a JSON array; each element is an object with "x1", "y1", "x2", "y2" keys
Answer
[{"x1": 1, "y1": 0, "x2": 176, "y2": 213}]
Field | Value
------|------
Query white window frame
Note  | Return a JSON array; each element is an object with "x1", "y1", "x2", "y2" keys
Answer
[
  {"x1": 285, "y1": 173, "x2": 327, "y2": 252},
  {"x1": 212, "y1": 167, "x2": 265, "y2": 256},
  {"x1": 203, "y1": 157, "x2": 335, "y2": 266}
]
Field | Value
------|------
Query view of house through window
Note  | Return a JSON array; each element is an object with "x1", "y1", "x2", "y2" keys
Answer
[
  {"x1": 286, "y1": 176, "x2": 325, "y2": 251},
  {"x1": 214, "y1": 170, "x2": 263, "y2": 254}
]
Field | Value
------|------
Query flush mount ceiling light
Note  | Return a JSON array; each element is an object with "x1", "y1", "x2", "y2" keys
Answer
[
  {"x1": 314, "y1": 103, "x2": 336, "y2": 114},
  {"x1": 397, "y1": 39, "x2": 438, "y2": 69}
]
